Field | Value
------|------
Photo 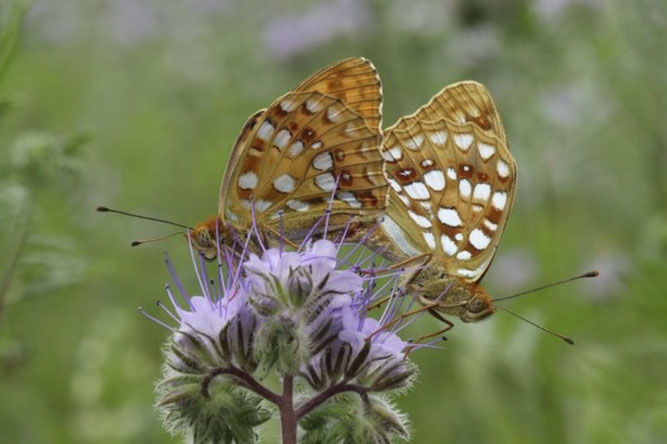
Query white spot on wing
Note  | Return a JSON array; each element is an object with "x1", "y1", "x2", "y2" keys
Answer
[
  {"x1": 456, "y1": 251, "x2": 472, "y2": 260},
  {"x1": 381, "y1": 216, "x2": 421, "y2": 257},
  {"x1": 286, "y1": 199, "x2": 309, "y2": 212},
  {"x1": 337, "y1": 191, "x2": 362, "y2": 208},
  {"x1": 280, "y1": 99, "x2": 297, "y2": 112},
  {"x1": 404, "y1": 135, "x2": 424, "y2": 150},
  {"x1": 274, "y1": 129, "x2": 291, "y2": 150},
  {"x1": 313, "y1": 152, "x2": 334, "y2": 170},
  {"x1": 438, "y1": 207, "x2": 463, "y2": 227},
  {"x1": 429, "y1": 131, "x2": 448, "y2": 146},
  {"x1": 424, "y1": 170, "x2": 445, "y2": 191},
  {"x1": 473, "y1": 183, "x2": 491, "y2": 202},
  {"x1": 483, "y1": 219, "x2": 498, "y2": 231},
  {"x1": 447, "y1": 168, "x2": 457, "y2": 180},
  {"x1": 255, "y1": 199, "x2": 272, "y2": 213},
  {"x1": 327, "y1": 106, "x2": 343, "y2": 122},
  {"x1": 453, "y1": 133, "x2": 474, "y2": 151},
  {"x1": 287, "y1": 141, "x2": 304, "y2": 158},
  {"x1": 423, "y1": 232, "x2": 436, "y2": 250},
  {"x1": 344, "y1": 122, "x2": 363, "y2": 134},
  {"x1": 382, "y1": 151, "x2": 396, "y2": 162},
  {"x1": 457, "y1": 256, "x2": 493, "y2": 279},
  {"x1": 306, "y1": 98, "x2": 323, "y2": 113},
  {"x1": 455, "y1": 233, "x2": 464, "y2": 241},
  {"x1": 459, "y1": 179, "x2": 472, "y2": 198},
  {"x1": 257, "y1": 121, "x2": 275, "y2": 141},
  {"x1": 421, "y1": 159, "x2": 434, "y2": 168},
  {"x1": 238, "y1": 172, "x2": 258, "y2": 190},
  {"x1": 492, "y1": 191, "x2": 507, "y2": 210},
  {"x1": 315, "y1": 173, "x2": 336, "y2": 191},
  {"x1": 310, "y1": 141, "x2": 323, "y2": 150},
  {"x1": 404, "y1": 182, "x2": 430, "y2": 200},
  {"x1": 477, "y1": 142, "x2": 496, "y2": 160},
  {"x1": 273, "y1": 174, "x2": 296, "y2": 193},
  {"x1": 469, "y1": 228, "x2": 491, "y2": 250},
  {"x1": 388, "y1": 178, "x2": 402, "y2": 193},
  {"x1": 388, "y1": 146, "x2": 403, "y2": 160},
  {"x1": 497, "y1": 159, "x2": 510, "y2": 178},
  {"x1": 441, "y1": 234, "x2": 458, "y2": 256},
  {"x1": 408, "y1": 210, "x2": 432, "y2": 228}
]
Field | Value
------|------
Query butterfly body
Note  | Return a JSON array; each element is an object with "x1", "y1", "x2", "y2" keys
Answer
[{"x1": 409, "y1": 263, "x2": 496, "y2": 322}]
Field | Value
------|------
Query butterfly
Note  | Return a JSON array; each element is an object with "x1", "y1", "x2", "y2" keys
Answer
[
  {"x1": 189, "y1": 57, "x2": 388, "y2": 259},
  {"x1": 367, "y1": 81, "x2": 517, "y2": 335}
]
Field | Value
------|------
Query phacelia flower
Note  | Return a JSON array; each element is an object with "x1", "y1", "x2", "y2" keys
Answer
[{"x1": 146, "y1": 220, "x2": 437, "y2": 443}]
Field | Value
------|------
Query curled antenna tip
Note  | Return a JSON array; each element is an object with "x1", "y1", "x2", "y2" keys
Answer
[
  {"x1": 584, "y1": 271, "x2": 599, "y2": 278},
  {"x1": 131, "y1": 240, "x2": 141, "y2": 247},
  {"x1": 96, "y1": 206, "x2": 109, "y2": 212},
  {"x1": 563, "y1": 337, "x2": 575, "y2": 345}
]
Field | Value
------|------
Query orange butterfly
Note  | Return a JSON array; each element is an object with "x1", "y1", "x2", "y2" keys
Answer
[
  {"x1": 365, "y1": 81, "x2": 518, "y2": 336},
  {"x1": 189, "y1": 58, "x2": 388, "y2": 259}
]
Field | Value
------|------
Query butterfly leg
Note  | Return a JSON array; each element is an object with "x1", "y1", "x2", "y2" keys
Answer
[
  {"x1": 421, "y1": 308, "x2": 454, "y2": 339},
  {"x1": 260, "y1": 224, "x2": 300, "y2": 249},
  {"x1": 367, "y1": 253, "x2": 432, "y2": 310},
  {"x1": 402, "y1": 309, "x2": 454, "y2": 358}
]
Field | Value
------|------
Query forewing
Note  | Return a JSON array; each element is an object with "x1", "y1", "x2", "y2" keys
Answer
[
  {"x1": 293, "y1": 57, "x2": 382, "y2": 134},
  {"x1": 220, "y1": 94, "x2": 385, "y2": 234},
  {"x1": 399, "y1": 81, "x2": 507, "y2": 143},
  {"x1": 381, "y1": 83, "x2": 516, "y2": 282},
  {"x1": 218, "y1": 58, "x2": 385, "y2": 235}
]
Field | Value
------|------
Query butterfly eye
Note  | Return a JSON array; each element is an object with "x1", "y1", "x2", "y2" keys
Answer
[
  {"x1": 468, "y1": 297, "x2": 485, "y2": 313},
  {"x1": 198, "y1": 230, "x2": 211, "y2": 246}
]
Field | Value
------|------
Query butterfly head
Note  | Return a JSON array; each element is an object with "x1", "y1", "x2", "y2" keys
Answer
[
  {"x1": 414, "y1": 267, "x2": 495, "y2": 323},
  {"x1": 189, "y1": 216, "x2": 227, "y2": 261},
  {"x1": 460, "y1": 283, "x2": 495, "y2": 323}
]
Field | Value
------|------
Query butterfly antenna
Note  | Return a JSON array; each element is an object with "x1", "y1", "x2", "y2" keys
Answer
[
  {"x1": 495, "y1": 305, "x2": 575, "y2": 345},
  {"x1": 131, "y1": 231, "x2": 187, "y2": 247},
  {"x1": 492, "y1": 271, "x2": 599, "y2": 303},
  {"x1": 97, "y1": 206, "x2": 193, "y2": 230}
]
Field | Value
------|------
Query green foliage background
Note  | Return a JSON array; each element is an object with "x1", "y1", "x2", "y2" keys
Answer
[{"x1": 1, "y1": 0, "x2": 665, "y2": 442}]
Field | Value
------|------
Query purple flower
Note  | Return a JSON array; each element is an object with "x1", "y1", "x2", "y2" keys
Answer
[{"x1": 147, "y1": 214, "x2": 424, "y2": 442}]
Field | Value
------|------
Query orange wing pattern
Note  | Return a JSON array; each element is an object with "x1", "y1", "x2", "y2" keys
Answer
[
  {"x1": 219, "y1": 58, "x2": 387, "y2": 237},
  {"x1": 379, "y1": 82, "x2": 516, "y2": 282}
]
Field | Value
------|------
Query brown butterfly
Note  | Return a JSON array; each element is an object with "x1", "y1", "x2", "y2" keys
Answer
[
  {"x1": 367, "y1": 81, "x2": 517, "y2": 335},
  {"x1": 189, "y1": 57, "x2": 388, "y2": 259}
]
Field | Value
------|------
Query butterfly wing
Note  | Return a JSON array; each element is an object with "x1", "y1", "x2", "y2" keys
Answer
[
  {"x1": 293, "y1": 57, "x2": 383, "y2": 134},
  {"x1": 219, "y1": 58, "x2": 387, "y2": 237},
  {"x1": 380, "y1": 81, "x2": 517, "y2": 282}
]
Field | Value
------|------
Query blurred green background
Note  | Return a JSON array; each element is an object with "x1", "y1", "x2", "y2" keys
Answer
[{"x1": 1, "y1": 0, "x2": 665, "y2": 442}]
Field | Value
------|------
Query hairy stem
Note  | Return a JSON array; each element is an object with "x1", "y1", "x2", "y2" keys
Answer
[
  {"x1": 201, "y1": 366, "x2": 280, "y2": 403},
  {"x1": 296, "y1": 383, "x2": 369, "y2": 420},
  {"x1": 279, "y1": 374, "x2": 297, "y2": 444}
]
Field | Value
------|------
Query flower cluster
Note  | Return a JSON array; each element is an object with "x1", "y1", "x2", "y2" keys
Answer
[{"x1": 149, "y1": 227, "x2": 433, "y2": 443}]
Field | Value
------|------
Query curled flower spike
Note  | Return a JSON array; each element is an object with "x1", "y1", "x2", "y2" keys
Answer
[{"x1": 145, "y1": 213, "x2": 440, "y2": 443}]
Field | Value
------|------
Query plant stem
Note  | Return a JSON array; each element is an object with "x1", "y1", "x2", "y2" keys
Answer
[
  {"x1": 0, "y1": 210, "x2": 31, "y2": 322},
  {"x1": 201, "y1": 366, "x2": 280, "y2": 403},
  {"x1": 296, "y1": 383, "x2": 369, "y2": 419},
  {"x1": 279, "y1": 374, "x2": 297, "y2": 444}
]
